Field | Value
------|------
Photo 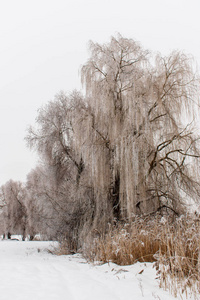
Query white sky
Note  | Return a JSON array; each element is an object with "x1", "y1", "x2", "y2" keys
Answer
[{"x1": 0, "y1": 0, "x2": 200, "y2": 185}]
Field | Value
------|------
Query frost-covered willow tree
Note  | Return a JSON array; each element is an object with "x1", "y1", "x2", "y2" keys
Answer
[
  {"x1": 78, "y1": 34, "x2": 200, "y2": 220},
  {"x1": 27, "y1": 34, "x2": 200, "y2": 242}
]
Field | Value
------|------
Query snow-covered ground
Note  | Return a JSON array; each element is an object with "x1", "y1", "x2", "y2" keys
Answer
[{"x1": 0, "y1": 240, "x2": 195, "y2": 300}]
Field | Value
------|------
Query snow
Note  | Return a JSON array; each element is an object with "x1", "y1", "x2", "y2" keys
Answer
[{"x1": 0, "y1": 240, "x2": 195, "y2": 300}]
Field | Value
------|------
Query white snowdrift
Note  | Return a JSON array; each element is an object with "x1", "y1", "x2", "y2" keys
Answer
[{"x1": 0, "y1": 241, "x2": 195, "y2": 300}]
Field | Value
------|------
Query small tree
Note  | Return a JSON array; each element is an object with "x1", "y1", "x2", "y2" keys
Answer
[{"x1": 0, "y1": 180, "x2": 27, "y2": 239}]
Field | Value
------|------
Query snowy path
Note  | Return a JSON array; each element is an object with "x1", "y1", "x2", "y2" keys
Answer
[{"x1": 0, "y1": 241, "x2": 190, "y2": 299}]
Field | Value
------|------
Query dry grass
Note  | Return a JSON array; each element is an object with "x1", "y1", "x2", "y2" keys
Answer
[
  {"x1": 54, "y1": 240, "x2": 77, "y2": 255},
  {"x1": 83, "y1": 219, "x2": 164, "y2": 265},
  {"x1": 57, "y1": 213, "x2": 200, "y2": 298},
  {"x1": 82, "y1": 214, "x2": 200, "y2": 298}
]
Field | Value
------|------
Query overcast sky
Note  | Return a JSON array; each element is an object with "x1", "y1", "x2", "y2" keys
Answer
[{"x1": 0, "y1": 0, "x2": 200, "y2": 185}]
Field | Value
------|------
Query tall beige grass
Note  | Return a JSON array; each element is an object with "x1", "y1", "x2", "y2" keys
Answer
[
  {"x1": 57, "y1": 213, "x2": 200, "y2": 298},
  {"x1": 82, "y1": 214, "x2": 200, "y2": 298}
]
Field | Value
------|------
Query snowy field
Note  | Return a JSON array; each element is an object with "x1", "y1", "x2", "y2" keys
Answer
[{"x1": 0, "y1": 240, "x2": 195, "y2": 300}]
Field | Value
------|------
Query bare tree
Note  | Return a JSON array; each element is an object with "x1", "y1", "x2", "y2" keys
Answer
[
  {"x1": 26, "y1": 91, "x2": 85, "y2": 184},
  {"x1": 25, "y1": 165, "x2": 83, "y2": 241},
  {"x1": 80, "y1": 34, "x2": 200, "y2": 220},
  {"x1": 26, "y1": 92, "x2": 93, "y2": 245},
  {"x1": 0, "y1": 180, "x2": 27, "y2": 239}
]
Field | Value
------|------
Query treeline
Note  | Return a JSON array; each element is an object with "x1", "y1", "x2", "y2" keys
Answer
[{"x1": 0, "y1": 34, "x2": 200, "y2": 247}]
